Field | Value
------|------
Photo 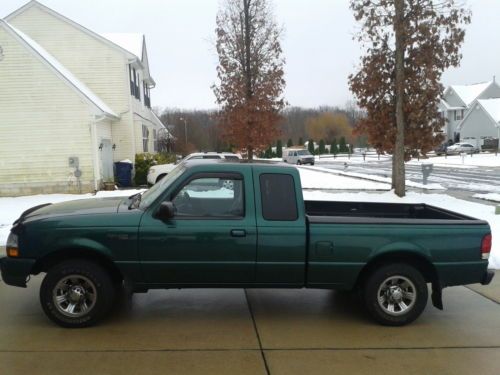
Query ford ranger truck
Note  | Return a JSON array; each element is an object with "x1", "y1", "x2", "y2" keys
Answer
[{"x1": 0, "y1": 160, "x2": 494, "y2": 328}]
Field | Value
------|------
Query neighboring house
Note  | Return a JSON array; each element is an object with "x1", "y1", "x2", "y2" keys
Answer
[
  {"x1": 0, "y1": 0, "x2": 168, "y2": 196},
  {"x1": 457, "y1": 98, "x2": 500, "y2": 149},
  {"x1": 439, "y1": 79, "x2": 500, "y2": 143}
]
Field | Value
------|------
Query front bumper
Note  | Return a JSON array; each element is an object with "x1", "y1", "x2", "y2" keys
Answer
[
  {"x1": 0, "y1": 257, "x2": 35, "y2": 288},
  {"x1": 481, "y1": 269, "x2": 495, "y2": 285}
]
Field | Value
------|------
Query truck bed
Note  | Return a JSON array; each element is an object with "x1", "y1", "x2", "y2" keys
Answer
[{"x1": 305, "y1": 200, "x2": 486, "y2": 224}]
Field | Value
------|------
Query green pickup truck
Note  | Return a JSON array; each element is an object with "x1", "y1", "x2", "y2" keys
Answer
[{"x1": 1, "y1": 160, "x2": 494, "y2": 328}]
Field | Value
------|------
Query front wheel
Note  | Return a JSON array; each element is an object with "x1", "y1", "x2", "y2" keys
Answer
[
  {"x1": 363, "y1": 263, "x2": 428, "y2": 326},
  {"x1": 40, "y1": 259, "x2": 115, "y2": 328}
]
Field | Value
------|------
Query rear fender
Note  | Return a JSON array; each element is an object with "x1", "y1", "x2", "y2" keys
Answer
[{"x1": 372, "y1": 242, "x2": 431, "y2": 260}]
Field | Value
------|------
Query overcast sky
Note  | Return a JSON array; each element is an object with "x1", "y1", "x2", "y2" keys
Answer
[{"x1": 2, "y1": 0, "x2": 500, "y2": 110}]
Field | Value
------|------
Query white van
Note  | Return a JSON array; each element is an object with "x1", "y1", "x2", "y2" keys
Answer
[{"x1": 283, "y1": 149, "x2": 315, "y2": 165}]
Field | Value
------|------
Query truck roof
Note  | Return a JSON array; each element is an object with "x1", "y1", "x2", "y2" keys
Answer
[{"x1": 181, "y1": 158, "x2": 295, "y2": 170}]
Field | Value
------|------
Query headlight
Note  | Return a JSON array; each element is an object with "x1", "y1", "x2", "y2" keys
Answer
[
  {"x1": 149, "y1": 168, "x2": 156, "y2": 174},
  {"x1": 6, "y1": 232, "x2": 19, "y2": 257}
]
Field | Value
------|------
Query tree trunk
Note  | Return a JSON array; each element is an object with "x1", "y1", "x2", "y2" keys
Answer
[
  {"x1": 393, "y1": 0, "x2": 406, "y2": 197},
  {"x1": 247, "y1": 146, "x2": 254, "y2": 160}
]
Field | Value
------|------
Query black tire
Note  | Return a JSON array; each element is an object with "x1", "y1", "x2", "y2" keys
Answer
[
  {"x1": 363, "y1": 263, "x2": 428, "y2": 326},
  {"x1": 40, "y1": 259, "x2": 115, "y2": 328},
  {"x1": 156, "y1": 174, "x2": 167, "y2": 184},
  {"x1": 297, "y1": 160, "x2": 302, "y2": 165}
]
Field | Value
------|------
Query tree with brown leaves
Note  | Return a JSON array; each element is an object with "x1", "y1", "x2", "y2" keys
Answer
[
  {"x1": 349, "y1": 0, "x2": 470, "y2": 196},
  {"x1": 213, "y1": 0, "x2": 286, "y2": 159}
]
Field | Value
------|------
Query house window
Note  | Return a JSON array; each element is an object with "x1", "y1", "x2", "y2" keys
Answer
[
  {"x1": 135, "y1": 70, "x2": 140, "y2": 100},
  {"x1": 129, "y1": 65, "x2": 135, "y2": 96},
  {"x1": 142, "y1": 125, "x2": 149, "y2": 152},
  {"x1": 144, "y1": 82, "x2": 151, "y2": 108},
  {"x1": 153, "y1": 129, "x2": 158, "y2": 152},
  {"x1": 454, "y1": 109, "x2": 464, "y2": 121}
]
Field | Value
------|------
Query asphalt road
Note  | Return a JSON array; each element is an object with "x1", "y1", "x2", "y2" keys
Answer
[{"x1": 315, "y1": 156, "x2": 500, "y2": 198}]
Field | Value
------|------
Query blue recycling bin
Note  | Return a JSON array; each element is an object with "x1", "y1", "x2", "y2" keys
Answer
[{"x1": 114, "y1": 161, "x2": 133, "y2": 187}]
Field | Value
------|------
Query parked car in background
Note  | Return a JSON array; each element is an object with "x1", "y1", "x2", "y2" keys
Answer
[
  {"x1": 147, "y1": 152, "x2": 241, "y2": 184},
  {"x1": 446, "y1": 142, "x2": 479, "y2": 155},
  {"x1": 283, "y1": 149, "x2": 315, "y2": 165},
  {"x1": 434, "y1": 143, "x2": 448, "y2": 156}
]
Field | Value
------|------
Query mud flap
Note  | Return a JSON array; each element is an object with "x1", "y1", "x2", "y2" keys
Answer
[{"x1": 431, "y1": 282, "x2": 443, "y2": 310}]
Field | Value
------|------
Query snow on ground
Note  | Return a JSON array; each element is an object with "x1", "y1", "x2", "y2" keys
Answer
[
  {"x1": 298, "y1": 167, "x2": 390, "y2": 190},
  {"x1": 301, "y1": 165, "x2": 445, "y2": 190},
  {"x1": 303, "y1": 190, "x2": 500, "y2": 269},
  {"x1": 474, "y1": 193, "x2": 500, "y2": 203},
  {"x1": 409, "y1": 153, "x2": 500, "y2": 168}
]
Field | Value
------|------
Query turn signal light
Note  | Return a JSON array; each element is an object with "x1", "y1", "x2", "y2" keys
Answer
[
  {"x1": 481, "y1": 234, "x2": 492, "y2": 260},
  {"x1": 7, "y1": 247, "x2": 19, "y2": 257}
]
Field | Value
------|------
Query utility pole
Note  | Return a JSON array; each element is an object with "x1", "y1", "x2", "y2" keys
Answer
[{"x1": 179, "y1": 117, "x2": 188, "y2": 146}]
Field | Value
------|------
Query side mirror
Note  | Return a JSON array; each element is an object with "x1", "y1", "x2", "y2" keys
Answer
[{"x1": 157, "y1": 201, "x2": 175, "y2": 220}]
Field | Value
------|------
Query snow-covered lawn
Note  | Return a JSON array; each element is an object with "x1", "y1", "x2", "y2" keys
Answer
[
  {"x1": 298, "y1": 167, "x2": 390, "y2": 190},
  {"x1": 1, "y1": 176, "x2": 498, "y2": 269},
  {"x1": 410, "y1": 152, "x2": 500, "y2": 168},
  {"x1": 301, "y1": 165, "x2": 445, "y2": 190},
  {"x1": 474, "y1": 193, "x2": 500, "y2": 203}
]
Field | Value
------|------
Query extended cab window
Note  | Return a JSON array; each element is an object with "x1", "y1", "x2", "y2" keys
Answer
[
  {"x1": 259, "y1": 173, "x2": 298, "y2": 221},
  {"x1": 172, "y1": 174, "x2": 244, "y2": 218}
]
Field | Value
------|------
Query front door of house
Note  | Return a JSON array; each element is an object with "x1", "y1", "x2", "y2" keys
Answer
[{"x1": 100, "y1": 139, "x2": 114, "y2": 181}]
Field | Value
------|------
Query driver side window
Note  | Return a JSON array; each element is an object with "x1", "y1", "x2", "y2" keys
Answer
[{"x1": 171, "y1": 175, "x2": 244, "y2": 218}]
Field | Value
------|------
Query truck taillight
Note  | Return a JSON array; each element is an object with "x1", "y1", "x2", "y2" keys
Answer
[{"x1": 481, "y1": 234, "x2": 492, "y2": 260}]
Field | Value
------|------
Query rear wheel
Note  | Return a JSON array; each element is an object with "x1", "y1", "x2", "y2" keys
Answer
[
  {"x1": 40, "y1": 260, "x2": 115, "y2": 328},
  {"x1": 297, "y1": 160, "x2": 302, "y2": 165},
  {"x1": 363, "y1": 263, "x2": 428, "y2": 326}
]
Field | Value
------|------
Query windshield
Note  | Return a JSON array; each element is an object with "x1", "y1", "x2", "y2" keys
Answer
[
  {"x1": 139, "y1": 164, "x2": 186, "y2": 208},
  {"x1": 297, "y1": 150, "x2": 311, "y2": 156}
]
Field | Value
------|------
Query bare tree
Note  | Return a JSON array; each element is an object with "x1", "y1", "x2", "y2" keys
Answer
[
  {"x1": 349, "y1": 0, "x2": 470, "y2": 196},
  {"x1": 213, "y1": 0, "x2": 286, "y2": 159}
]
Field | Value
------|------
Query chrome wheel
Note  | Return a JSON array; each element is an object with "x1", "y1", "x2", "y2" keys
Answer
[
  {"x1": 52, "y1": 275, "x2": 97, "y2": 318},
  {"x1": 222, "y1": 179, "x2": 234, "y2": 190},
  {"x1": 377, "y1": 275, "x2": 416, "y2": 316}
]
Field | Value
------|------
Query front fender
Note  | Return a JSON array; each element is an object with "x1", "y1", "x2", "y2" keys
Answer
[{"x1": 51, "y1": 237, "x2": 114, "y2": 259}]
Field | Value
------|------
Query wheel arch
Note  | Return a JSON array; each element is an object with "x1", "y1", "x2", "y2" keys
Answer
[
  {"x1": 355, "y1": 250, "x2": 438, "y2": 289},
  {"x1": 156, "y1": 173, "x2": 167, "y2": 183},
  {"x1": 32, "y1": 248, "x2": 124, "y2": 284}
]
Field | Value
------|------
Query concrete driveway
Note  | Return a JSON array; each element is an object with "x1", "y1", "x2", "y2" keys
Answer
[{"x1": 1, "y1": 274, "x2": 500, "y2": 375}]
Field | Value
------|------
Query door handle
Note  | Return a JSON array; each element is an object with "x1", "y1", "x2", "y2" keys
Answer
[{"x1": 230, "y1": 229, "x2": 246, "y2": 237}]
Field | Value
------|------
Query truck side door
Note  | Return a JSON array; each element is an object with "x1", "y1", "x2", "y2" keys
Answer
[
  {"x1": 139, "y1": 170, "x2": 257, "y2": 285},
  {"x1": 252, "y1": 168, "x2": 307, "y2": 285}
]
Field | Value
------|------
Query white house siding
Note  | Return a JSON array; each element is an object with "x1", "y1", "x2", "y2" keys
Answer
[
  {"x1": 8, "y1": 6, "x2": 137, "y2": 163},
  {"x1": 0, "y1": 28, "x2": 95, "y2": 196},
  {"x1": 460, "y1": 107, "x2": 499, "y2": 147}
]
